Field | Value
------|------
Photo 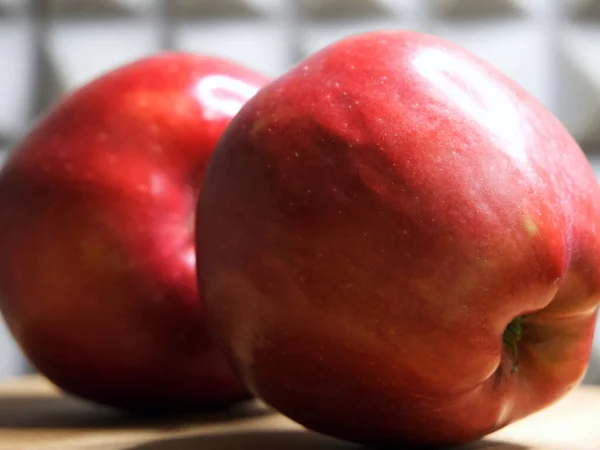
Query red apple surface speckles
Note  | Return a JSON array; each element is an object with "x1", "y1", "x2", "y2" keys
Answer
[
  {"x1": 0, "y1": 53, "x2": 268, "y2": 410},
  {"x1": 196, "y1": 31, "x2": 600, "y2": 445}
]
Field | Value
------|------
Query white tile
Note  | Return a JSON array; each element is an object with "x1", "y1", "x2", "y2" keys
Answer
[
  {"x1": 557, "y1": 26, "x2": 600, "y2": 145},
  {"x1": 304, "y1": 19, "x2": 410, "y2": 57},
  {"x1": 0, "y1": 19, "x2": 34, "y2": 138},
  {"x1": 0, "y1": 316, "x2": 26, "y2": 380},
  {"x1": 175, "y1": 20, "x2": 288, "y2": 77},
  {"x1": 47, "y1": 20, "x2": 159, "y2": 95},
  {"x1": 435, "y1": 22, "x2": 554, "y2": 111}
]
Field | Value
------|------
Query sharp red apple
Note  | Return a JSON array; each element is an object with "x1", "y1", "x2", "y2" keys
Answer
[
  {"x1": 0, "y1": 53, "x2": 268, "y2": 411},
  {"x1": 195, "y1": 31, "x2": 600, "y2": 445}
]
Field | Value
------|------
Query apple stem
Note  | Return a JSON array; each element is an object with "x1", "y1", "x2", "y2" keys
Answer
[{"x1": 502, "y1": 316, "x2": 524, "y2": 374}]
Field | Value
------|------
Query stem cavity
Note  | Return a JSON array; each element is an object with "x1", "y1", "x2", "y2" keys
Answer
[{"x1": 503, "y1": 316, "x2": 525, "y2": 374}]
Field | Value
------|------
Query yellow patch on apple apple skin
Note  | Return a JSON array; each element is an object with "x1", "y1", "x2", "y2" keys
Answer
[
  {"x1": 250, "y1": 117, "x2": 270, "y2": 137},
  {"x1": 523, "y1": 214, "x2": 538, "y2": 237},
  {"x1": 249, "y1": 100, "x2": 301, "y2": 138}
]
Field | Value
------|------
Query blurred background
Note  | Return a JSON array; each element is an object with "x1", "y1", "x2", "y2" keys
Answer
[{"x1": 1, "y1": 0, "x2": 600, "y2": 384}]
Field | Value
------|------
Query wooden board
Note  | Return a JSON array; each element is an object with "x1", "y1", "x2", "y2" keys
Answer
[{"x1": 0, "y1": 376, "x2": 599, "y2": 449}]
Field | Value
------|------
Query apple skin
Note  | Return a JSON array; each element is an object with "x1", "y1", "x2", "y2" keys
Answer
[
  {"x1": 0, "y1": 53, "x2": 268, "y2": 411},
  {"x1": 196, "y1": 31, "x2": 600, "y2": 445}
]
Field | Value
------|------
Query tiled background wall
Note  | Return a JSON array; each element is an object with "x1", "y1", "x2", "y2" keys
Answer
[{"x1": 2, "y1": 0, "x2": 600, "y2": 383}]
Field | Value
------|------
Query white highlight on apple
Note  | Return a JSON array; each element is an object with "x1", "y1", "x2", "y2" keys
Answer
[
  {"x1": 194, "y1": 75, "x2": 259, "y2": 119},
  {"x1": 413, "y1": 48, "x2": 527, "y2": 163}
]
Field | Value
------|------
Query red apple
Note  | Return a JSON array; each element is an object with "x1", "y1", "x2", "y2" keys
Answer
[
  {"x1": 196, "y1": 31, "x2": 600, "y2": 445},
  {"x1": 0, "y1": 53, "x2": 268, "y2": 411}
]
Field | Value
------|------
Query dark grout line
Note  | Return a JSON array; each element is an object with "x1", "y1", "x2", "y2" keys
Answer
[{"x1": 156, "y1": 0, "x2": 175, "y2": 52}]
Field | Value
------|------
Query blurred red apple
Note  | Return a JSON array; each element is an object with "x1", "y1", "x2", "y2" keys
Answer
[
  {"x1": 196, "y1": 31, "x2": 600, "y2": 445},
  {"x1": 0, "y1": 53, "x2": 268, "y2": 411}
]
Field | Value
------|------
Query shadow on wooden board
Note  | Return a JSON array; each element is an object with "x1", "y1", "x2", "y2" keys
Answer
[{"x1": 125, "y1": 429, "x2": 529, "y2": 450}]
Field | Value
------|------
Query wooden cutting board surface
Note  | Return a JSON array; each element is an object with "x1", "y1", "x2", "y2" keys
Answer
[{"x1": 0, "y1": 375, "x2": 599, "y2": 450}]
